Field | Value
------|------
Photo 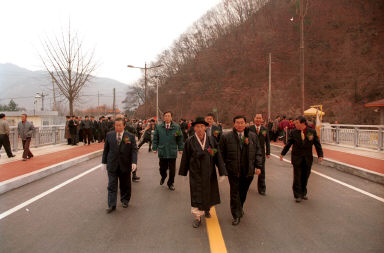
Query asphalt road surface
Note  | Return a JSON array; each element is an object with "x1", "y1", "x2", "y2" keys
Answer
[{"x1": 1, "y1": 144, "x2": 383, "y2": 253}]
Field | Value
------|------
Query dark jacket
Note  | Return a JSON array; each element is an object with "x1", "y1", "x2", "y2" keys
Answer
[
  {"x1": 102, "y1": 131, "x2": 138, "y2": 172},
  {"x1": 207, "y1": 124, "x2": 222, "y2": 143},
  {"x1": 68, "y1": 119, "x2": 77, "y2": 135},
  {"x1": 179, "y1": 135, "x2": 227, "y2": 210},
  {"x1": 219, "y1": 128, "x2": 263, "y2": 177},
  {"x1": 248, "y1": 125, "x2": 270, "y2": 158},
  {"x1": 152, "y1": 121, "x2": 184, "y2": 159},
  {"x1": 281, "y1": 127, "x2": 323, "y2": 167}
]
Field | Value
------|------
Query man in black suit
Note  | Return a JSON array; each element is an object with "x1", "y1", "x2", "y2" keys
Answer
[
  {"x1": 205, "y1": 113, "x2": 222, "y2": 143},
  {"x1": 102, "y1": 118, "x2": 138, "y2": 213},
  {"x1": 248, "y1": 113, "x2": 270, "y2": 195},
  {"x1": 280, "y1": 116, "x2": 323, "y2": 202},
  {"x1": 219, "y1": 115, "x2": 263, "y2": 226}
]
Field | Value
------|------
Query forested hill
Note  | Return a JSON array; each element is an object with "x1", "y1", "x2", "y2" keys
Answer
[{"x1": 134, "y1": 0, "x2": 384, "y2": 124}]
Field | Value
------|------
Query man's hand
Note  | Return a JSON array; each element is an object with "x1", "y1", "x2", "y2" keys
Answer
[
  {"x1": 318, "y1": 157, "x2": 323, "y2": 163},
  {"x1": 132, "y1": 164, "x2": 137, "y2": 172},
  {"x1": 219, "y1": 176, "x2": 227, "y2": 183},
  {"x1": 255, "y1": 169, "x2": 261, "y2": 175},
  {"x1": 266, "y1": 155, "x2": 270, "y2": 159},
  {"x1": 178, "y1": 151, "x2": 183, "y2": 155},
  {"x1": 153, "y1": 150, "x2": 157, "y2": 153},
  {"x1": 280, "y1": 155, "x2": 284, "y2": 161}
]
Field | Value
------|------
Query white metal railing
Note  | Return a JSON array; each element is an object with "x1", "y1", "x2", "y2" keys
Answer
[
  {"x1": 4, "y1": 125, "x2": 66, "y2": 152},
  {"x1": 320, "y1": 124, "x2": 384, "y2": 151}
]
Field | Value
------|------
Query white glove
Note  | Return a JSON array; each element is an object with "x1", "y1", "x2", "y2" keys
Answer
[
  {"x1": 132, "y1": 164, "x2": 137, "y2": 172},
  {"x1": 101, "y1": 163, "x2": 107, "y2": 171},
  {"x1": 219, "y1": 176, "x2": 227, "y2": 183}
]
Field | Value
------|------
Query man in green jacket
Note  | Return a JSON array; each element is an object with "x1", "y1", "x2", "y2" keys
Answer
[{"x1": 152, "y1": 111, "x2": 184, "y2": 191}]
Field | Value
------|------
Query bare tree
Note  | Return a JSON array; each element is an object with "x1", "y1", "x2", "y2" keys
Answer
[{"x1": 39, "y1": 25, "x2": 96, "y2": 115}]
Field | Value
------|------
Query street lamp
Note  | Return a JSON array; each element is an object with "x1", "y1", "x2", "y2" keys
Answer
[{"x1": 127, "y1": 63, "x2": 163, "y2": 119}]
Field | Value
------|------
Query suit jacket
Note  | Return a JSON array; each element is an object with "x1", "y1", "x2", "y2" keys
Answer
[
  {"x1": 102, "y1": 131, "x2": 138, "y2": 172},
  {"x1": 281, "y1": 127, "x2": 323, "y2": 167},
  {"x1": 206, "y1": 124, "x2": 222, "y2": 143},
  {"x1": 248, "y1": 125, "x2": 270, "y2": 158},
  {"x1": 219, "y1": 128, "x2": 263, "y2": 177}
]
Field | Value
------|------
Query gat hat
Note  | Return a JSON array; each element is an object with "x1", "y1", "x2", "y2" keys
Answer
[{"x1": 191, "y1": 117, "x2": 209, "y2": 127}]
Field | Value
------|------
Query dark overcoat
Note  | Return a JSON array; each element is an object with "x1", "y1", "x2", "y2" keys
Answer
[{"x1": 179, "y1": 135, "x2": 227, "y2": 211}]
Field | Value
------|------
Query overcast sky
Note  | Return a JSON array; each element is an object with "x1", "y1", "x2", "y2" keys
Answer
[{"x1": 0, "y1": 0, "x2": 221, "y2": 84}]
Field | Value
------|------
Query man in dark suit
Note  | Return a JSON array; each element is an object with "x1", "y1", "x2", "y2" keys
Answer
[
  {"x1": 280, "y1": 116, "x2": 323, "y2": 202},
  {"x1": 102, "y1": 118, "x2": 138, "y2": 213},
  {"x1": 205, "y1": 113, "x2": 222, "y2": 143},
  {"x1": 248, "y1": 113, "x2": 270, "y2": 195},
  {"x1": 219, "y1": 115, "x2": 263, "y2": 226}
]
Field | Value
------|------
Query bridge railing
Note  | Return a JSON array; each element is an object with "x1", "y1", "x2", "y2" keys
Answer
[
  {"x1": 320, "y1": 124, "x2": 384, "y2": 151},
  {"x1": 6, "y1": 125, "x2": 67, "y2": 152}
]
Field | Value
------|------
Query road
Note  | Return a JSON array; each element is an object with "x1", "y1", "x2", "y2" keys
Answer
[{"x1": 0, "y1": 144, "x2": 383, "y2": 253}]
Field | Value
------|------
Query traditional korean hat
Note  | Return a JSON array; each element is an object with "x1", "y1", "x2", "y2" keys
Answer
[{"x1": 191, "y1": 117, "x2": 209, "y2": 127}]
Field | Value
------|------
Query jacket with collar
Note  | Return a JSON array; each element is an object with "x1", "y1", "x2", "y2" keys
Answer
[
  {"x1": 248, "y1": 125, "x2": 270, "y2": 157},
  {"x1": 152, "y1": 121, "x2": 184, "y2": 159}
]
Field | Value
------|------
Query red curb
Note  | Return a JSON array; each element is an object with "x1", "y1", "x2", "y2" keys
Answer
[
  {"x1": 0, "y1": 143, "x2": 104, "y2": 182},
  {"x1": 272, "y1": 142, "x2": 384, "y2": 175}
]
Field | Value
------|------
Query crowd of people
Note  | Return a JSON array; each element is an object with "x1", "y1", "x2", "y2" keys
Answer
[{"x1": 100, "y1": 111, "x2": 323, "y2": 229}]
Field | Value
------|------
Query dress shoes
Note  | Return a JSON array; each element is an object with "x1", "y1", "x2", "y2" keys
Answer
[
  {"x1": 302, "y1": 196, "x2": 308, "y2": 200},
  {"x1": 205, "y1": 211, "x2": 211, "y2": 218},
  {"x1": 122, "y1": 202, "x2": 129, "y2": 208},
  {"x1": 22, "y1": 158, "x2": 27, "y2": 161},
  {"x1": 106, "y1": 206, "x2": 116, "y2": 213},
  {"x1": 168, "y1": 185, "x2": 175, "y2": 191},
  {"x1": 232, "y1": 217, "x2": 241, "y2": 226},
  {"x1": 259, "y1": 191, "x2": 266, "y2": 196},
  {"x1": 192, "y1": 219, "x2": 201, "y2": 228},
  {"x1": 160, "y1": 178, "x2": 165, "y2": 185},
  {"x1": 295, "y1": 198, "x2": 302, "y2": 203},
  {"x1": 132, "y1": 176, "x2": 141, "y2": 182},
  {"x1": 8, "y1": 154, "x2": 16, "y2": 158}
]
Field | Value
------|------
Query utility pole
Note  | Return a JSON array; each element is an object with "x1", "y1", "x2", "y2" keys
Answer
[
  {"x1": 156, "y1": 81, "x2": 159, "y2": 121},
  {"x1": 41, "y1": 91, "x2": 45, "y2": 111},
  {"x1": 144, "y1": 62, "x2": 147, "y2": 119},
  {"x1": 52, "y1": 77, "x2": 57, "y2": 111},
  {"x1": 97, "y1": 91, "x2": 100, "y2": 106},
  {"x1": 113, "y1": 88, "x2": 116, "y2": 117},
  {"x1": 268, "y1": 53, "x2": 272, "y2": 121},
  {"x1": 299, "y1": 0, "x2": 305, "y2": 114}
]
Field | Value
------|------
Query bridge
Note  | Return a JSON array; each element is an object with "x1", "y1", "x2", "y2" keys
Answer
[{"x1": 0, "y1": 126, "x2": 383, "y2": 253}]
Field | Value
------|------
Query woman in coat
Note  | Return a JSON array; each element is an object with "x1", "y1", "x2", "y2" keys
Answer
[{"x1": 179, "y1": 117, "x2": 227, "y2": 228}]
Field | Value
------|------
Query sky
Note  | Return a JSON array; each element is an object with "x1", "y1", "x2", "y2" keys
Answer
[{"x1": 0, "y1": 0, "x2": 222, "y2": 84}]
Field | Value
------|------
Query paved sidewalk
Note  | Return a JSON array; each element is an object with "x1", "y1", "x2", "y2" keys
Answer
[
  {"x1": 271, "y1": 141, "x2": 384, "y2": 175},
  {"x1": 0, "y1": 143, "x2": 104, "y2": 183}
]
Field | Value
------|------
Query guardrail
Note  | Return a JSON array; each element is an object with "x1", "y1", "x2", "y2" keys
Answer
[
  {"x1": 6, "y1": 125, "x2": 66, "y2": 152},
  {"x1": 320, "y1": 124, "x2": 384, "y2": 151}
]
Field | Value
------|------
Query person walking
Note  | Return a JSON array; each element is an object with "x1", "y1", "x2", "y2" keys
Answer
[
  {"x1": 101, "y1": 118, "x2": 138, "y2": 213},
  {"x1": 152, "y1": 111, "x2": 184, "y2": 191},
  {"x1": 219, "y1": 115, "x2": 263, "y2": 225},
  {"x1": 0, "y1": 113, "x2": 16, "y2": 158},
  {"x1": 179, "y1": 117, "x2": 227, "y2": 228},
  {"x1": 17, "y1": 114, "x2": 35, "y2": 161},
  {"x1": 280, "y1": 116, "x2": 323, "y2": 202}
]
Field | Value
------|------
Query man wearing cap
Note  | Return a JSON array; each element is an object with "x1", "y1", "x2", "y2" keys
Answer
[
  {"x1": 179, "y1": 117, "x2": 227, "y2": 228},
  {"x1": 0, "y1": 113, "x2": 16, "y2": 158},
  {"x1": 219, "y1": 115, "x2": 263, "y2": 225}
]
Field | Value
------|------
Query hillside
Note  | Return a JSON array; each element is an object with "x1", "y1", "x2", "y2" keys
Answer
[{"x1": 144, "y1": 0, "x2": 384, "y2": 124}]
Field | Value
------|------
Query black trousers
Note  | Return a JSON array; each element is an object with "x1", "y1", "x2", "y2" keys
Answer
[
  {"x1": 107, "y1": 166, "x2": 131, "y2": 207},
  {"x1": 292, "y1": 160, "x2": 312, "y2": 198},
  {"x1": 159, "y1": 158, "x2": 176, "y2": 186},
  {"x1": 138, "y1": 139, "x2": 152, "y2": 151},
  {"x1": 82, "y1": 128, "x2": 92, "y2": 144},
  {"x1": 22, "y1": 138, "x2": 33, "y2": 159},
  {"x1": 257, "y1": 159, "x2": 266, "y2": 193},
  {"x1": 0, "y1": 134, "x2": 13, "y2": 157},
  {"x1": 228, "y1": 175, "x2": 254, "y2": 218},
  {"x1": 71, "y1": 133, "x2": 78, "y2": 145}
]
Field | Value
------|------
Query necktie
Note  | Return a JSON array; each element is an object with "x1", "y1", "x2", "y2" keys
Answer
[
  {"x1": 239, "y1": 133, "x2": 243, "y2": 149},
  {"x1": 257, "y1": 127, "x2": 260, "y2": 135},
  {"x1": 117, "y1": 133, "x2": 122, "y2": 145},
  {"x1": 301, "y1": 130, "x2": 305, "y2": 141}
]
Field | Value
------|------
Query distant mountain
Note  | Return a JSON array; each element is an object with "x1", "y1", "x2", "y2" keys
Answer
[{"x1": 0, "y1": 63, "x2": 129, "y2": 113}]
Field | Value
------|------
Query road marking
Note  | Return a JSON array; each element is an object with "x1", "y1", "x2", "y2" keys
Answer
[
  {"x1": 206, "y1": 207, "x2": 228, "y2": 253},
  {"x1": 270, "y1": 154, "x2": 384, "y2": 203},
  {"x1": 0, "y1": 165, "x2": 101, "y2": 221}
]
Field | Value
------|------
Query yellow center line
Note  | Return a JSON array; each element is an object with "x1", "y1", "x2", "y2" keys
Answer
[{"x1": 205, "y1": 207, "x2": 228, "y2": 253}]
